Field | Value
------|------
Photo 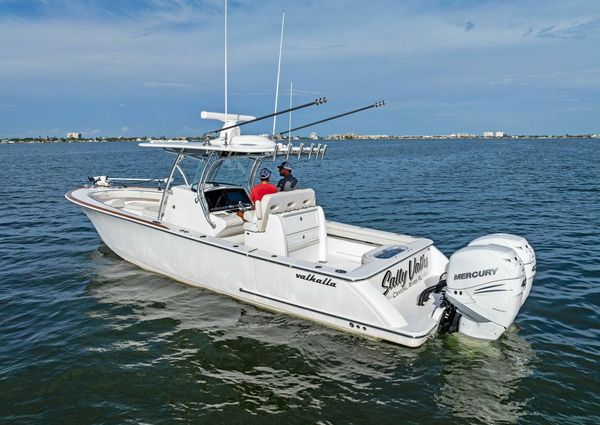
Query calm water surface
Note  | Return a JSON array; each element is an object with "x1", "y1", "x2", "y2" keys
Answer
[{"x1": 0, "y1": 139, "x2": 598, "y2": 424}]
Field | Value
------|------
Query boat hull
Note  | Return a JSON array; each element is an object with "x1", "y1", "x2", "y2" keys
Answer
[{"x1": 74, "y1": 200, "x2": 441, "y2": 348}]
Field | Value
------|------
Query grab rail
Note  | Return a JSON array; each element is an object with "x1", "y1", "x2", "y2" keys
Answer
[
  {"x1": 196, "y1": 152, "x2": 219, "y2": 229},
  {"x1": 157, "y1": 150, "x2": 183, "y2": 221}
]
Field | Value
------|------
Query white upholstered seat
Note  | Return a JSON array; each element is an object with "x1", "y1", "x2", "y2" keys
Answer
[
  {"x1": 243, "y1": 189, "x2": 316, "y2": 232},
  {"x1": 242, "y1": 188, "x2": 327, "y2": 261}
]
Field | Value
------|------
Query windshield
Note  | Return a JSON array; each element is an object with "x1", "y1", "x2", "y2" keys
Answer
[
  {"x1": 205, "y1": 157, "x2": 256, "y2": 188},
  {"x1": 167, "y1": 155, "x2": 205, "y2": 188}
]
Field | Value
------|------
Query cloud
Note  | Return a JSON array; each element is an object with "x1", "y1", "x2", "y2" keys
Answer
[
  {"x1": 0, "y1": 103, "x2": 16, "y2": 111},
  {"x1": 287, "y1": 43, "x2": 346, "y2": 51},
  {"x1": 522, "y1": 26, "x2": 534, "y2": 37},
  {"x1": 487, "y1": 76, "x2": 518, "y2": 86},
  {"x1": 533, "y1": 19, "x2": 600, "y2": 39},
  {"x1": 1, "y1": 0, "x2": 589, "y2": 89},
  {"x1": 283, "y1": 88, "x2": 324, "y2": 96},
  {"x1": 523, "y1": 19, "x2": 600, "y2": 40},
  {"x1": 143, "y1": 81, "x2": 195, "y2": 90},
  {"x1": 1, "y1": 0, "x2": 600, "y2": 137},
  {"x1": 121, "y1": 126, "x2": 130, "y2": 133}
]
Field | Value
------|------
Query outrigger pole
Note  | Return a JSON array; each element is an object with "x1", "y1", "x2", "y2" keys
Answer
[
  {"x1": 207, "y1": 97, "x2": 327, "y2": 135},
  {"x1": 224, "y1": 0, "x2": 228, "y2": 115},
  {"x1": 272, "y1": 11, "x2": 285, "y2": 136},
  {"x1": 278, "y1": 100, "x2": 386, "y2": 136}
]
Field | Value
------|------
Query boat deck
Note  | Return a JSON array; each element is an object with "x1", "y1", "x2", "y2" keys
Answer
[{"x1": 85, "y1": 187, "x2": 431, "y2": 282}]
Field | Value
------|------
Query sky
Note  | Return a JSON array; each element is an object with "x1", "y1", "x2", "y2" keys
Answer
[{"x1": 1, "y1": 0, "x2": 599, "y2": 138}]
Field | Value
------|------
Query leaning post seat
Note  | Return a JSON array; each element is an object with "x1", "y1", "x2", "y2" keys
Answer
[{"x1": 243, "y1": 189, "x2": 327, "y2": 261}]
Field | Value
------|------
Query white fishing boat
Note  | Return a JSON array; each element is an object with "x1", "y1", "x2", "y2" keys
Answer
[
  {"x1": 66, "y1": 1, "x2": 535, "y2": 348},
  {"x1": 66, "y1": 108, "x2": 535, "y2": 348}
]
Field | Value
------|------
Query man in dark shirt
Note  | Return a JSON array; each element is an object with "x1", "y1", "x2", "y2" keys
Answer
[{"x1": 276, "y1": 161, "x2": 298, "y2": 192}]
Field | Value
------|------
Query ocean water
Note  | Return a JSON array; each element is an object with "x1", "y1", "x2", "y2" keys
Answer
[{"x1": 0, "y1": 139, "x2": 598, "y2": 424}]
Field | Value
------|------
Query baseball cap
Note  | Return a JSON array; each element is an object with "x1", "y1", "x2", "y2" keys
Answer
[
  {"x1": 259, "y1": 168, "x2": 272, "y2": 179},
  {"x1": 277, "y1": 161, "x2": 292, "y2": 171}
]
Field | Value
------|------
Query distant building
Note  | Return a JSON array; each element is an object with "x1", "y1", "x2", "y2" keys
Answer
[
  {"x1": 327, "y1": 133, "x2": 358, "y2": 140},
  {"x1": 67, "y1": 132, "x2": 82, "y2": 139},
  {"x1": 309, "y1": 132, "x2": 319, "y2": 140},
  {"x1": 483, "y1": 131, "x2": 508, "y2": 138},
  {"x1": 449, "y1": 133, "x2": 476, "y2": 139}
]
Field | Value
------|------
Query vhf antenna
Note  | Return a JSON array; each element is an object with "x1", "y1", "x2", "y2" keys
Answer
[
  {"x1": 288, "y1": 82, "x2": 293, "y2": 143},
  {"x1": 279, "y1": 100, "x2": 386, "y2": 136}
]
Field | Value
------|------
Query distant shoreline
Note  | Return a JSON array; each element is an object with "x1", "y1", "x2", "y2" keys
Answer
[{"x1": 1, "y1": 134, "x2": 598, "y2": 145}]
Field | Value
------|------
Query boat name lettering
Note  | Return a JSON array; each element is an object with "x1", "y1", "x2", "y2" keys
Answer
[
  {"x1": 454, "y1": 268, "x2": 498, "y2": 280},
  {"x1": 296, "y1": 273, "x2": 337, "y2": 288},
  {"x1": 381, "y1": 254, "x2": 429, "y2": 297}
]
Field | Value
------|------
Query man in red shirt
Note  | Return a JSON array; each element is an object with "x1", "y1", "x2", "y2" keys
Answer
[
  {"x1": 237, "y1": 168, "x2": 277, "y2": 220},
  {"x1": 250, "y1": 168, "x2": 277, "y2": 203}
]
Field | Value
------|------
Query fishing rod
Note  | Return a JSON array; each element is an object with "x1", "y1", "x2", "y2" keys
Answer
[
  {"x1": 278, "y1": 100, "x2": 385, "y2": 136},
  {"x1": 207, "y1": 97, "x2": 328, "y2": 135}
]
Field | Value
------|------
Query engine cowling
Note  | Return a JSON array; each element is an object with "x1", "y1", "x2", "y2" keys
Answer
[
  {"x1": 445, "y1": 243, "x2": 527, "y2": 340},
  {"x1": 468, "y1": 233, "x2": 536, "y2": 305}
]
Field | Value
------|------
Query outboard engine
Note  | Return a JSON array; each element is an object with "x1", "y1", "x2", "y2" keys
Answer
[
  {"x1": 468, "y1": 234, "x2": 536, "y2": 305},
  {"x1": 444, "y1": 234, "x2": 535, "y2": 340}
]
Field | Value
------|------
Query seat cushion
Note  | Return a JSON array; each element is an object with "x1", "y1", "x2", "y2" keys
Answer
[{"x1": 242, "y1": 210, "x2": 259, "y2": 232}]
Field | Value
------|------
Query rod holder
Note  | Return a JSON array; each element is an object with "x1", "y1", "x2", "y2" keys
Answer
[{"x1": 320, "y1": 144, "x2": 328, "y2": 159}]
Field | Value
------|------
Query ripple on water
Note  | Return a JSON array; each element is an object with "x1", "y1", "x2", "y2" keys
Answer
[{"x1": 1, "y1": 139, "x2": 599, "y2": 424}]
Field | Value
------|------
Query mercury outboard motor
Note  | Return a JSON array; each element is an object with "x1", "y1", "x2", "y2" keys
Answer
[
  {"x1": 444, "y1": 234, "x2": 535, "y2": 340},
  {"x1": 468, "y1": 234, "x2": 536, "y2": 306}
]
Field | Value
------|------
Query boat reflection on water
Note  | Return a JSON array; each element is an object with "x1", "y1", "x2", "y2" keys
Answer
[{"x1": 434, "y1": 329, "x2": 536, "y2": 424}]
